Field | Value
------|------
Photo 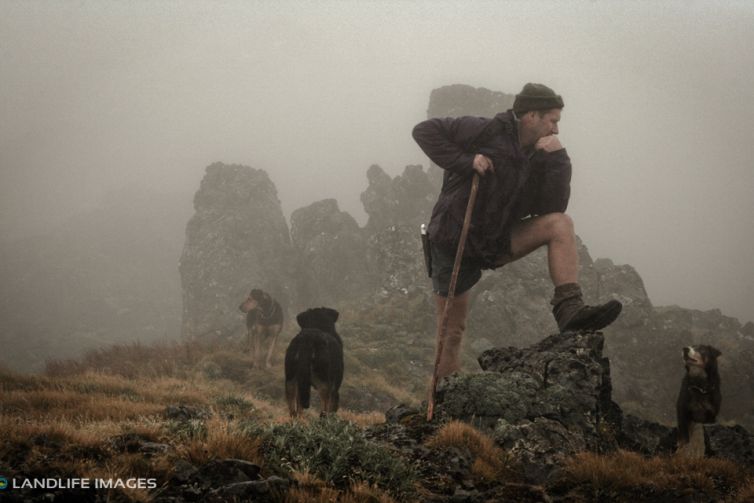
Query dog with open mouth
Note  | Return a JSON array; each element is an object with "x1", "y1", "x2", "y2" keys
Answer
[{"x1": 676, "y1": 344, "x2": 722, "y2": 452}]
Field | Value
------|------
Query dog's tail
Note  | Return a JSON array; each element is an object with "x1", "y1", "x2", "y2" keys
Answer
[{"x1": 285, "y1": 330, "x2": 315, "y2": 410}]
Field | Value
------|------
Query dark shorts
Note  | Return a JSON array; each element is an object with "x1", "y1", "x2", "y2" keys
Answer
[{"x1": 430, "y1": 243, "x2": 484, "y2": 297}]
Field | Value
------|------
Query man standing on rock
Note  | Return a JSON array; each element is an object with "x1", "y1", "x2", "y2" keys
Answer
[{"x1": 413, "y1": 83, "x2": 622, "y2": 378}]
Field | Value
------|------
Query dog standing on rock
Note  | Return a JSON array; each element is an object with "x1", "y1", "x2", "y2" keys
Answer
[
  {"x1": 238, "y1": 289, "x2": 284, "y2": 369},
  {"x1": 285, "y1": 307, "x2": 343, "y2": 417},
  {"x1": 676, "y1": 345, "x2": 722, "y2": 457}
]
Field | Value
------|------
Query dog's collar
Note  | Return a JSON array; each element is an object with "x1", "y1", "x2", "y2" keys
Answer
[{"x1": 257, "y1": 300, "x2": 280, "y2": 322}]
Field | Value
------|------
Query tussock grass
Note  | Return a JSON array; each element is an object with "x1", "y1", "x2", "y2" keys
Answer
[
  {"x1": 2, "y1": 388, "x2": 165, "y2": 420},
  {"x1": 0, "y1": 369, "x2": 216, "y2": 422},
  {"x1": 0, "y1": 414, "x2": 107, "y2": 447},
  {"x1": 728, "y1": 478, "x2": 754, "y2": 503},
  {"x1": 354, "y1": 372, "x2": 419, "y2": 405},
  {"x1": 563, "y1": 450, "x2": 747, "y2": 494},
  {"x1": 338, "y1": 409, "x2": 385, "y2": 427},
  {"x1": 426, "y1": 420, "x2": 512, "y2": 482},
  {"x1": 286, "y1": 472, "x2": 397, "y2": 503},
  {"x1": 45, "y1": 340, "x2": 193, "y2": 378},
  {"x1": 177, "y1": 417, "x2": 263, "y2": 466}
]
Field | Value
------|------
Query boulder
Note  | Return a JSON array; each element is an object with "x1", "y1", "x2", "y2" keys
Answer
[
  {"x1": 360, "y1": 164, "x2": 438, "y2": 298},
  {"x1": 361, "y1": 164, "x2": 437, "y2": 231},
  {"x1": 179, "y1": 163, "x2": 293, "y2": 339},
  {"x1": 437, "y1": 331, "x2": 623, "y2": 483},
  {"x1": 290, "y1": 198, "x2": 370, "y2": 308},
  {"x1": 705, "y1": 424, "x2": 754, "y2": 466},
  {"x1": 426, "y1": 83, "x2": 515, "y2": 119}
]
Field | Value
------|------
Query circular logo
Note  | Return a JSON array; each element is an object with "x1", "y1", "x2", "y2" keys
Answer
[{"x1": 0, "y1": 477, "x2": 8, "y2": 490}]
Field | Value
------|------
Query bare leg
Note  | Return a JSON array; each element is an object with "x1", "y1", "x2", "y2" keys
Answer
[
  {"x1": 434, "y1": 291, "x2": 470, "y2": 379},
  {"x1": 499, "y1": 212, "x2": 622, "y2": 332},
  {"x1": 498, "y1": 213, "x2": 578, "y2": 286}
]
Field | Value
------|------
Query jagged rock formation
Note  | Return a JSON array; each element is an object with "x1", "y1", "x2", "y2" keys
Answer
[
  {"x1": 361, "y1": 164, "x2": 439, "y2": 231},
  {"x1": 289, "y1": 198, "x2": 369, "y2": 308},
  {"x1": 179, "y1": 163, "x2": 293, "y2": 339},
  {"x1": 431, "y1": 330, "x2": 753, "y2": 484},
  {"x1": 438, "y1": 331, "x2": 623, "y2": 482},
  {"x1": 426, "y1": 83, "x2": 515, "y2": 118},
  {"x1": 360, "y1": 164, "x2": 439, "y2": 297}
]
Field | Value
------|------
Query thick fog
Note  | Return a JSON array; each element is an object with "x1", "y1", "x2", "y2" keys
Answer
[{"x1": 2, "y1": 1, "x2": 753, "y2": 323}]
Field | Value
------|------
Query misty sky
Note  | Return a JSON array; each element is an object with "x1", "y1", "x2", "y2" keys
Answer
[{"x1": 2, "y1": 0, "x2": 753, "y2": 323}]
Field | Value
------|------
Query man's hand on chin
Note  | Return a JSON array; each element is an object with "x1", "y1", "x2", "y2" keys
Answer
[{"x1": 535, "y1": 135, "x2": 564, "y2": 152}]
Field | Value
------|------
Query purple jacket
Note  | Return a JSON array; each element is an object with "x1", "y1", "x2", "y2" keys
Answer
[{"x1": 413, "y1": 110, "x2": 571, "y2": 268}]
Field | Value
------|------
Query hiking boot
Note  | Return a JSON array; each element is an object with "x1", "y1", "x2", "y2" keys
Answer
[
  {"x1": 551, "y1": 283, "x2": 623, "y2": 332},
  {"x1": 558, "y1": 300, "x2": 623, "y2": 332}
]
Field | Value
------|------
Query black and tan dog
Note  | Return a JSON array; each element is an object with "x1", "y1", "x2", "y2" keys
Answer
[
  {"x1": 676, "y1": 344, "x2": 722, "y2": 453},
  {"x1": 238, "y1": 289, "x2": 284, "y2": 369},
  {"x1": 285, "y1": 307, "x2": 343, "y2": 417}
]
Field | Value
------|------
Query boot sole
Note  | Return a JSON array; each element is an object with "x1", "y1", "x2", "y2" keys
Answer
[{"x1": 562, "y1": 300, "x2": 623, "y2": 333}]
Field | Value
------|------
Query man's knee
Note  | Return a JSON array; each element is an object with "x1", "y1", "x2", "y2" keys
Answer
[{"x1": 542, "y1": 212, "x2": 574, "y2": 239}]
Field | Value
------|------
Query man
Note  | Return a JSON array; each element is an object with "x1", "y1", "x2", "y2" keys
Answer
[{"x1": 413, "y1": 82, "x2": 622, "y2": 378}]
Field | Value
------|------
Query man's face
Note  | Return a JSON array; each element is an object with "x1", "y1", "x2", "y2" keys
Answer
[
  {"x1": 534, "y1": 109, "x2": 561, "y2": 138},
  {"x1": 524, "y1": 109, "x2": 561, "y2": 140}
]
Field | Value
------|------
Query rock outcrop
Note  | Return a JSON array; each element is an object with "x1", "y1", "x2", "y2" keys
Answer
[
  {"x1": 364, "y1": 330, "x2": 753, "y2": 500},
  {"x1": 426, "y1": 83, "x2": 515, "y2": 119},
  {"x1": 290, "y1": 198, "x2": 369, "y2": 308},
  {"x1": 437, "y1": 331, "x2": 623, "y2": 482},
  {"x1": 360, "y1": 164, "x2": 439, "y2": 297},
  {"x1": 179, "y1": 163, "x2": 293, "y2": 339}
]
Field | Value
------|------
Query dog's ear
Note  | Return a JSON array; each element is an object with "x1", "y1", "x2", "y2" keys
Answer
[
  {"x1": 296, "y1": 310, "x2": 313, "y2": 329},
  {"x1": 325, "y1": 308, "x2": 339, "y2": 324},
  {"x1": 710, "y1": 347, "x2": 722, "y2": 358}
]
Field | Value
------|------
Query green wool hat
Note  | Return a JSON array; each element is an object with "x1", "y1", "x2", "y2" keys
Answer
[{"x1": 513, "y1": 83, "x2": 564, "y2": 114}]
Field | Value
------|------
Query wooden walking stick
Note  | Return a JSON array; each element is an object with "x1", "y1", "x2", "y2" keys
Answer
[{"x1": 427, "y1": 173, "x2": 480, "y2": 421}]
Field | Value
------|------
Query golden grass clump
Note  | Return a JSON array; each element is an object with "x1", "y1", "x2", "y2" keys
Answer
[
  {"x1": 2, "y1": 388, "x2": 165, "y2": 421},
  {"x1": 563, "y1": 449, "x2": 748, "y2": 494},
  {"x1": 728, "y1": 477, "x2": 754, "y2": 503},
  {"x1": 336, "y1": 409, "x2": 385, "y2": 427},
  {"x1": 44, "y1": 339, "x2": 217, "y2": 379},
  {"x1": 340, "y1": 481, "x2": 398, "y2": 503},
  {"x1": 425, "y1": 420, "x2": 510, "y2": 482},
  {"x1": 348, "y1": 371, "x2": 418, "y2": 406},
  {"x1": 177, "y1": 417, "x2": 263, "y2": 466},
  {"x1": 285, "y1": 472, "x2": 397, "y2": 503},
  {"x1": 0, "y1": 414, "x2": 111, "y2": 451}
]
